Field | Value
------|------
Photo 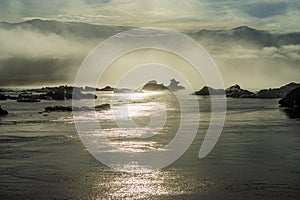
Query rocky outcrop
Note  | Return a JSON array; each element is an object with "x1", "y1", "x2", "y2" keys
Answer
[
  {"x1": 194, "y1": 83, "x2": 300, "y2": 99},
  {"x1": 98, "y1": 86, "x2": 114, "y2": 91},
  {"x1": 142, "y1": 80, "x2": 169, "y2": 91},
  {"x1": 226, "y1": 84, "x2": 255, "y2": 98},
  {"x1": 167, "y1": 79, "x2": 185, "y2": 91},
  {"x1": 194, "y1": 86, "x2": 225, "y2": 95},
  {"x1": 257, "y1": 82, "x2": 300, "y2": 99},
  {"x1": 44, "y1": 104, "x2": 111, "y2": 112},
  {"x1": 279, "y1": 87, "x2": 300, "y2": 108},
  {"x1": 0, "y1": 106, "x2": 8, "y2": 116}
]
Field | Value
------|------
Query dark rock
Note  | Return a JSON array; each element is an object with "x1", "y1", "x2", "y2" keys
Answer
[
  {"x1": 279, "y1": 87, "x2": 300, "y2": 108},
  {"x1": 257, "y1": 82, "x2": 300, "y2": 99},
  {"x1": 17, "y1": 99, "x2": 41, "y2": 102},
  {"x1": 282, "y1": 108, "x2": 300, "y2": 119},
  {"x1": 95, "y1": 104, "x2": 111, "y2": 111},
  {"x1": 99, "y1": 86, "x2": 114, "y2": 91},
  {"x1": 0, "y1": 106, "x2": 8, "y2": 116},
  {"x1": 167, "y1": 79, "x2": 185, "y2": 91},
  {"x1": 226, "y1": 84, "x2": 255, "y2": 98},
  {"x1": 44, "y1": 104, "x2": 111, "y2": 112},
  {"x1": 0, "y1": 94, "x2": 8, "y2": 100},
  {"x1": 194, "y1": 86, "x2": 225, "y2": 95},
  {"x1": 256, "y1": 89, "x2": 281, "y2": 98},
  {"x1": 45, "y1": 106, "x2": 72, "y2": 112},
  {"x1": 142, "y1": 80, "x2": 169, "y2": 91}
]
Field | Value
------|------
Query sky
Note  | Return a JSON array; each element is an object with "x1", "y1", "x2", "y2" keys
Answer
[
  {"x1": 0, "y1": 0, "x2": 300, "y2": 32},
  {"x1": 0, "y1": 0, "x2": 299, "y2": 89}
]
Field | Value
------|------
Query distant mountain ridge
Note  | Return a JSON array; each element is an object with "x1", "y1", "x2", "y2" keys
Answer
[
  {"x1": 1, "y1": 19, "x2": 299, "y2": 45},
  {"x1": 190, "y1": 25, "x2": 300, "y2": 47},
  {"x1": 0, "y1": 19, "x2": 134, "y2": 39}
]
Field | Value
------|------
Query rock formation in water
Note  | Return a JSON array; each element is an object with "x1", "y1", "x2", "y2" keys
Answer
[
  {"x1": 98, "y1": 86, "x2": 114, "y2": 91},
  {"x1": 44, "y1": 104, "x2": 111, "y2": 112},
  {"x1": 167, "y1": 79, "x2": 185, "y2": 91},
  {"x1": 279, "y1": 87, "x2": 300, "y2": 108},
  {"x1": 257, "y1": 82, "x2": 300, "y2": 99},
  {"x1": 225, "y1": 84, "x2": 255, "y2": 98},
  {"x1": 194, "y1": 86, "x2": 225, "y2": 95},
  {"x1": 194, "y1": 82, "x2": 300, "y2": 99},
  {"x1": 142, "y1": 80, "x2": 169, "y2": 91}
]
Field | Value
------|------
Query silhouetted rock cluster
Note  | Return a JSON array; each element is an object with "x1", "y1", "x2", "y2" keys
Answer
[
  {"x1": 167, "y1": 79, "x2": 185, "y2": 91},
  {"x1": 194, "y1": 83, "x2": 300, "y2": 99},
  {"x1": 142, "y1": 79, "x2": 185, "y2": 91},
  {"x1": 194, "y1": 86, "x2": 225, "y2": 95},
  {"x1": 142, "y1": 80, "x2": 169, "y2": 91},
  {"x1": 226, "y1": 85, "x2": 255, "y2": 98}
]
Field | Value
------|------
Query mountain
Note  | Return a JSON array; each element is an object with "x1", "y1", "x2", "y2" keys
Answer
[
  {"x1": 1, "y1": 19, "x2": 299, "y2": 45},
  {"x1": 0, "y1": 19, "x2": 134, "y2": 39},
  {"x1": 190, "y1": 25, "x2": 300, "y2": 47}
]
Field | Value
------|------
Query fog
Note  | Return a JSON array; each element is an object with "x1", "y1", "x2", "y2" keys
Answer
[{"x1": 0, "y1": 23, "x2": 299, "y2": 90}]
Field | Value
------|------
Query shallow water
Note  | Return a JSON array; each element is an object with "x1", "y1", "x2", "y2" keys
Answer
[{"x1": 0, "y1": 91, "x2": 299, "y2": 199}]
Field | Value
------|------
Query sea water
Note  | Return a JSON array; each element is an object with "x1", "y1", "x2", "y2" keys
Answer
[{"x1": 0, "y1": 91, "x2": 299, "y2": 199}]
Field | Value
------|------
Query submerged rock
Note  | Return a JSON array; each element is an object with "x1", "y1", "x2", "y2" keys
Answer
[{"x1": 0, "y1": 106, "x2": 8, "y2": 116}]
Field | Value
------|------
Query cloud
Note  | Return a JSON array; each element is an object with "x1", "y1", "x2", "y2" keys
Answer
[
  {"x1": 0, "y1": 27, "x2": 97, "y2": 86},
  {"x1": 1, "y1": 0, "x2": 300, "y2": 32}
]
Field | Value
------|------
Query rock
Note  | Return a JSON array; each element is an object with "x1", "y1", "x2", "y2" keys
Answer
[
  {"x1": 194, "y1": 86, "x2": 225, "y2": 95},
  {"x1": 226, "y1": 84, "x2": 254, "y2": 98},
  {"x1": 167, "y1": 79, "x2": 185, "y2": 91},
  {"x1": 17, "y1": 99, "x2": 41, "y2": 102},
  {"x1": 95, "y1": 104, "x2": 111, "y2": 111},
  {"x1": 0, "y1": 94, "x2": 8, "y2": 100},
  {"x1": 44, "y1": 104, "x2": 111, "y2": 112},
  {"x1": 45, "y1": 106, "x2": 72, "y2": 112},
  {"x1": 0, "y1": 106, "x2": 8, "y2": 116},
  {"x1": 98, "y1": 86, "x2": 114, "y2": 91},
  {"x1": 279, "y1": 87, "x2": 300, "y2": 108},
  {"x1": 113, "y1": 88, "x2": 133, "y2": 93},
  {"x1": 257, "y1": 82, "x2": 300, "y2": 99},
  {"x1": 142, "y1": 80, "x2": 169, "y2": 91},
  {"x1": 256, "y1": 89, "x2": 281, "y2": 98}
]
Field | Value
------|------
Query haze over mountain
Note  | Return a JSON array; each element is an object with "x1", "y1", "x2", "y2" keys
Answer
[{"x1": 0, "y1": 19, "x2": 299, "y2": 89}]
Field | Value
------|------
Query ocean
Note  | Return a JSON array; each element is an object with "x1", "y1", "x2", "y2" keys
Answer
[{"x1": 0, "y1": 91, "x2": 299, "y2": 199}]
